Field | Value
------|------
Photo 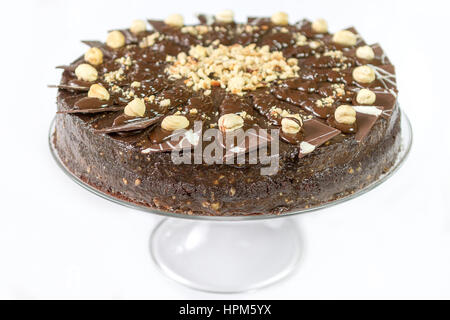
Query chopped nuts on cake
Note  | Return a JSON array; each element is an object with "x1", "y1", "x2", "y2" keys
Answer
[{"x1": 166, "y1": 43, "x2": 299, "y2": 95}]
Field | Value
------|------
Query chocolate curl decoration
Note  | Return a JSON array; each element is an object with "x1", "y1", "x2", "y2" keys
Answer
[
  {"x1": 299, "y1": 119, "x2": 341, "y2": 158},
  {"x1": 95, "y1": 115, "x2": 164, "y2": 134}
]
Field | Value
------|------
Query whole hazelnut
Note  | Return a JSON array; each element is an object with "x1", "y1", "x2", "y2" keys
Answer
[
  {"x1": 75, "y1": 63, "x2": 98, "y2": 82},
  {"x1": 356, "y1": 45, "x2": 375, "y2": 60},
  {"x1": 84, "y1": 47, "x2": 103, "y2": 66},
  {"x1": 218, "y1": 114, "x2": 244, "y2": 132},
  {"x1": 356, "y1": 89, "x2": 376, "y2": 105},
  {"x1": 88, "y1": 84, "x2": 110, "y2": 101},
  {"x1": 130, "y1": 19, "x2": 147, "y2": 34},
  {"x1": 281, "y1": 118, "x2": 302, "y2": 134},
  {"x1": 271, "y1": 12, "x2": 289, "y2": 25},
  {"x1": 124, "y1": 98, "x2": 146, "y2": 117},
  {"x1": 353, "y1": 65, "x2": 376, "y2": 84},
  {"x1": 215, "y1": 10, "x2": 234, "y2": 23},
  {"x1": 335, "y1": 105, "x2": 356, "y2": 125},
  {"x1": 312, "y1": 18, "x2": 328, "y2": 34},
  {"x1": 332, "y1": 30, "x2": 357, "y2": 46},
  {"x1": 106, "y1": 30, "x2": 126, "y2": 49},
  {"x1": 161, "y1": 115, "x2": 190, "y2": 131},
  {"x1": 164, "y1": 14, "x2": 184, "y2": 27}
]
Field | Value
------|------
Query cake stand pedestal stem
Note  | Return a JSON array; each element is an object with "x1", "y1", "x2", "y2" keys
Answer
[{"x1": 150, "y1": 217, "x2": 303, "y2": 293}]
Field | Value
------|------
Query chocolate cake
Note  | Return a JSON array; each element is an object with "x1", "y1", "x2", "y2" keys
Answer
[{"x1": 52, "y1": 11, "x2": 401, "y2": 216}]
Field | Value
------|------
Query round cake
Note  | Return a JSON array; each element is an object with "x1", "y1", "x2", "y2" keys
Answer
[{"x1": 53, "y1": 12, "x2": 401, "y2": 216}]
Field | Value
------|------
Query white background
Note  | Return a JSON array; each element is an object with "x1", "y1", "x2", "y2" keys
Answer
[{"x1": 0, "y1": 0, "x2": 449, "y2": 299}]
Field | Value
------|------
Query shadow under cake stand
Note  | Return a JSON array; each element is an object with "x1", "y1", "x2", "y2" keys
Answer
[{"x1": 49, "y1": 111, "x2": 412, "y2": 294}]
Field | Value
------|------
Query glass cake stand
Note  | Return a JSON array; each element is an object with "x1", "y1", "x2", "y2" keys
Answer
[{"x1": 49, "y1": 111, "x2": 412, "y2": 293}]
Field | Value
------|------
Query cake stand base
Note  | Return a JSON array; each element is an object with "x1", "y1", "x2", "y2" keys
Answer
[{"x1": 150, "y1": 218, "x2": 303, "y2": 293}]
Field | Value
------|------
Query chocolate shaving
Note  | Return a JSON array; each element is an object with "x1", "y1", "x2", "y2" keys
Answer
[
  {"x1": 56, "y1": 65, "x2": 77, "y2": 72},
  {"x1": 299, "y1": 119, "x2": 341, "y2": 158},
  {"x1": 354, "y1": 106, "x2": 384, "y2": 142},
  {"x1": 272, "y1": 87, "x2": 332, "y2": 119},
  {"x1": 148, "y1": 20, "x2": 171, "y2": 33},
  {"x1": 48, "y1": 84, "x2": 89, "y2": 92},
  {"x1": 95, "y1": 115, "x2": 163, "y2": 134},
  {"x1": 82, "y1": 40, "x2": 104, "y2": 48},
  {"x1": 197, "y1": 14, "x2": 214, "y2": 25},
  {"x1": 58, "y1": 106, "x2": 124, "y2": 114}
]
